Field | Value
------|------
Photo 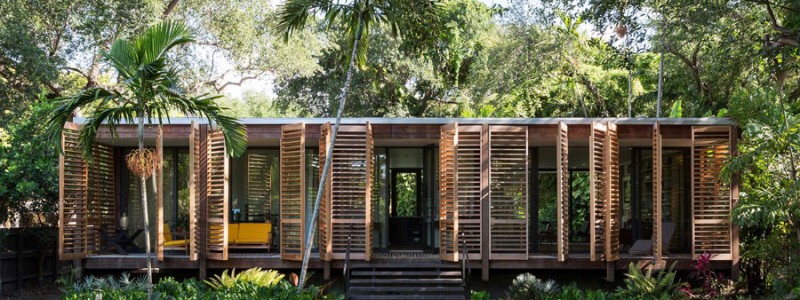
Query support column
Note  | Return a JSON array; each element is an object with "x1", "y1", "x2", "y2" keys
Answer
[
  {"x1": 730, "y1": 126, "x2": 740, "y2": 280},
  {"x1": 605, "y1": 261, "x2": 615, "y2": 282},
  {"x1": 198, "y1": 125, "x2": 208, "y2": 280},
  {"x1": 324, "y1": 261, "x2": 331, "y2": 280},
  {"x1": 480, "y1": 124, "x2": 490, "y2": 282}
]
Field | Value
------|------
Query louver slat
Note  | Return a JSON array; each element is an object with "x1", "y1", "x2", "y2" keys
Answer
[
  {"x1": 280, "y1": 124, "x2": 305, "y2": 261},
  {"x1": 692, "y1": 126, "x2": 732, "y2": 260},
  {"x1": 206, "y1": 128, "x2": 228, "y2": 260},
  {"x1": 489, "y1": 125, "x2": 528, "y2": 260}
]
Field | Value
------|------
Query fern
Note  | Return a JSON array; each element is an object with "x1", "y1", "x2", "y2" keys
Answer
[
  {"x1": 508, "y1": 273, "x2": 560, "y2": 299},
  {"x1": 205, "y1": 268, "x2": 285, "y2": 290},
  {"x1": 615, "y1": 262, "x2": 686, "y2": 299}
]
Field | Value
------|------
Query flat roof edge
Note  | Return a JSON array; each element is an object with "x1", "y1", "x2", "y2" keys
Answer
[{"x1": 72, "y1": 117, "x2": 736, "y2": 126}]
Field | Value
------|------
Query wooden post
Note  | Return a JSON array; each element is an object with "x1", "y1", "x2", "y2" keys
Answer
[
  {"x1": 480, "y1": 124, "x2": 490, "y2": 281},
  {"x1": 156, "y1": 127, "x2": 164, "y2": 261},
  {"x1": 606, "y1": 261, "x2": 615, "y2": 282},
  {"x1": 730, "y1": 125, "x2": 740, "y2": 279},
  {"x1": 323, "y1": 261, "x2": 331, "y2": 280}
]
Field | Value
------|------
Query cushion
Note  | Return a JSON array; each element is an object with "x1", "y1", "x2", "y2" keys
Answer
[
  {"x1": 228, "y1": 224, "x2": 239, "y2": 244},
  {"x1": 165, "y1": 240, "x2": 187, "y2": 247},
  {"x1": 236, "y1": 222, "x2": 271, "y2": 244},
  {"x1": 163, "y1": 223, "x2": 174, "y2": 242}
]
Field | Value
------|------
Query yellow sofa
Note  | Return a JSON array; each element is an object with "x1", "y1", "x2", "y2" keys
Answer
[
  {"x1": 163, "y1": 224, "x2": 188, "y2": 254},
  {"x1": 229, "y1": 222, "x2": 272, "y2": 251}
]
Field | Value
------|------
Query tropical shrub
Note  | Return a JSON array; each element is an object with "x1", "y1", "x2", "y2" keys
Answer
[
  {"x1": 507, "y1": 273, "x2": 560, "y2": 299},
  {"x1": 471, "y1": 290, "x2": 491, "y2": 300},
  {"x1": 557, "y1": 284, "x2": 614, "y2": 300},
  {"x1": 205, "y1": 268, "x2": 284, "y2": 290},
  {"x1": 614, "y1": 262, "x2": 687, "y2": 299},
  {"x1": 688, "y1": 253, "x2": 723, "y2": 297}
]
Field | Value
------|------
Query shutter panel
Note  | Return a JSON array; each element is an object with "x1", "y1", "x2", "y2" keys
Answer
[
  {"x1": 59, "y1": 123, "x2": 88, "y2": 260},
  {"x1": 489, "y1": 125, "x2": 528, "y2": 260},
  {"x1": 605, "y1": 122, "x2": 620, "y2": 261},
  {"x1": 653, "y1": 122, "x2": 663, "y2": 262},
  {"x1": 87, "y1": 142, "x2": 115, "y2": 255},
  {"x1": 692, "y1": 126, "x2": 732, "y2": 260},
  {"x1": 319, "y1": 123, "x2": 332, "y2": 261},
  {"x1": 556, "y1": 122, "x2": 569, "y2": 262},
  {"x1": 247, "y1": 154, "x2": 272, "y2": 221},
  {"x1": 280, "y1": 123, "x2": 305, "y2": 261},
  {"x1": 206, "y1": 128, "x2": 228, "y2": 260},
  {"x1": 321, "y1": 124, "x2": 373, "y2": 260},
  {"x1": 589, "y1": 122, "x2": 607, "y2": 261},
  {"x1": 457, "y1": 125, "x2": 483, "y2": 260},
  {"x1": 439, "y1": 123, "x2": 458, "y2": 261},
  {"x1": 156, "y1": 127, "x2": 165, "y2": 261},
  {"x1": 188, "y1": 122, "x2": 199, "y2": 260}
]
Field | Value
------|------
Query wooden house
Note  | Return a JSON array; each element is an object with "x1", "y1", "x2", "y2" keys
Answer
[{"x1": 57, "y1": 118, "x2": 739, "y2": 281}]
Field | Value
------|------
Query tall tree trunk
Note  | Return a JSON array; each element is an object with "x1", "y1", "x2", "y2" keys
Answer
[
  {"x1": 297, "y1": 17, "x2": 365, "y2": 290},
  {"x1": 138, "y1": 115, "x2": 154, "y2": 297},
  {"x1": 627, "y1": 69, "x2": 633, "y2": 117},
  {"x1": 657, "y1": 51, "x2": 664, "y2": 118}
]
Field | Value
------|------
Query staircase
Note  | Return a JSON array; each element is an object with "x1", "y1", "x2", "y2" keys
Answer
[{"x1": 346, "y1": 265, "x2": 467, "y2": 300}]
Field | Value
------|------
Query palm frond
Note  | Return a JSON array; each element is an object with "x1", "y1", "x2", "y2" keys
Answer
[
  {"x1": 46, "y1": 88, "x2": 119, "y2": 154},
  {"x1": 277, "y1": 0, "x2": 330, "y2": 41},
  {"x1": 135, "y1": 21, "x2": 194, "y2": 68},
  {"x1": 78, "y1": 104, "x2": 137, "y2": 162},
  {"x1": 102, "y1": 40, "x2": 138, "y2": 80},
  {"x1": 161, "y1": 93, "x2": 247, "y2": 157}
]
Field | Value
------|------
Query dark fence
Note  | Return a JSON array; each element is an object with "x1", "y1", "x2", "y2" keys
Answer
[{"x1": 0, "y1": 227, "x2": 64, "y2": 295}]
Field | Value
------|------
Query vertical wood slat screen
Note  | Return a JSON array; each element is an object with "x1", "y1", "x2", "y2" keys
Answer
[
  {"x1": 653, "y1": 122, "x2": 663, "y2": 262},
  {"x1": 59, "y1": 123, "x2": 88, "y2": 260},
  {"x1": 489, "y1": 125, "x2": 528, "y2": 260},
  {"x1": 206, "y1": 128, "x2": 229, "y2": 260},
  {"x1": 87, "y1": 142, "x2": 116, "y2": 255},
  {"x1": 589, "y1": 122, "x2": 607, "y2": 261},
  {"x1": 320, "y1": 124, "x2": 373, "y2": 260},
  {"x1": 280, "y1": 123, "x2": 305, "y2": 261},
  {"x1": 439, "y1": 123, "x2": 458, "y2": 261},
  {"x1": 692, "y1": 126, "x2": 732, "y2": 260},
  {"x1": 556, "y1": 122, "x2": 569, "y2": 262},
  {"x1": 457, "y1": 125, "x2": 483, "y2": 260},
  {"x1": 188, "y1": 122, "x2": 199, "y2": 260},
  {"x1": 319, "y1": 123, "x2": 332, "y2": 261},
  {"x1": 604, "y1": 123, "x2": 620, "y2": 261},
  {"x1": 156, "y1": 127, "x2": 165, "y2": 260},
  {"x1": 247, "y1": 154, "x2": 272, "y2": 221}
]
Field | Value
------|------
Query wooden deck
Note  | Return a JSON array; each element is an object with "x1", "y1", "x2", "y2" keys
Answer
[{"x1": 82, "y1": 251, "x2": 729, "y2": 271}]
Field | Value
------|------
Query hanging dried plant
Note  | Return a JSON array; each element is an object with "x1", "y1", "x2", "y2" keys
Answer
[
  {"x1": 614, "y1": 24, "x2": 628, "y2": 39},
  {"x1": 126, "y1": 148, "x2": 161, "y2": 178}
]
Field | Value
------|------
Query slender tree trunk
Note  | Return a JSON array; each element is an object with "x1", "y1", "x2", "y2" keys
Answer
[
  {"x1": 657, "y1": 50, "x2": 664, "y2": 118},
  {"x1": 627, "y1": 69, "x2": 633, "y2": 117},
  {"x1": 778, "y1": 81, "x2": 798, "y2": 182},
  {"x1": 138, "y1": 115, "x2": 154, "y2": 297},
  {"x1": 297, "y1": 17, "x2": 365, "y2": 290}
]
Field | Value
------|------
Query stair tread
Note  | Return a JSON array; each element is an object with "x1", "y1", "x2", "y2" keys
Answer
[
  {"x1": 349, "y1": 295, "x2": 465, "y2": 300},
  {"x1": 350, "y1": 278, "x2": 463, "y2": 284},
  {"x1": 351, "y1": 271, "x2": 461, "y2": 276},
  {"x1": 349, "y1": 286, "x2": 464, "y2": 292}
]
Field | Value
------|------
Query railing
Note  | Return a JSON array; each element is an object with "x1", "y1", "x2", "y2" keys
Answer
[
  {"x1": 460, "y1": 230, "x2": 471, "y2": 300},
  {"x1": 344, "y1": 225, "x2": 352, "y2": 299}
]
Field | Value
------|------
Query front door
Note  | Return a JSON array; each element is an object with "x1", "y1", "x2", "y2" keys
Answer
[{"x1": 389, "y1": 169, "x2": 424, "y2": 249}]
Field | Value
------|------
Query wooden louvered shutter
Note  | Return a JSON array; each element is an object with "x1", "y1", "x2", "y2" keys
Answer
[
  {"x1": 206, "y1": 128, "x2": 229, "y2": 260},
  {"x1": 489, "y1": 125, "x2": 528, "y2": 260},
  {"x1": 457, "y1": 125, "x2": 483, "y2": 260},
  {"x1": 87, "y1": 142, "x2": 115, "y2": 255},
  {"x1": 653, "y1": 122, "x2": 663, "y2": 262},
  {"x1": 156, "y1": 127, "x2": 165, "y2": 261},
  {"x1": 280, "y1": 123, "x2": 305, "y2": 261},
  {"x1": 247, "y1": 154, "x2": 272, "y2": 221},
  {"x1": 692, "y1": 126, "x2": 732, "y2": 259},
  {"x1": 188, "y1": 122, "x2": 199, "y2": 261},
  {"x1": 319, "y1": 123, "x2": 332, "y2": 261},
  {"x1": 605, "y1": 123, "x2": 620, "y2": 261},
  {"x1": 322, "y1": 124, "x2": 373, "y2": 260},
  {"x1": 439, "y1": 123, "x2": 458, "y2": 261},
  {"x1": 59, "y1": 122, "x2": 88, "y2": 260},
  {"x1": 556, "y1": 122, "x2": 569, "y2": 262},
  {"x1": 589, "y1": 122, "x2": 607, "y2": 261}
]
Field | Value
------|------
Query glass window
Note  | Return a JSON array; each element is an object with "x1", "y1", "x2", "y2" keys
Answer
[{"x1": 230, "y1": 150, "x2": 279, "y2": 223}]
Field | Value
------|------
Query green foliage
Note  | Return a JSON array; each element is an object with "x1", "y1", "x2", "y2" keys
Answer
[
  {"x1": 61, "y1": 268, "x2": 339, "y2": 300},
  {"x1": 615, "y1": 262, "x2": 686, "y2": 299},
  {"x1": 508, "y1": 273, "x2": 561, "y2": 300},
  {"x1": 205, "y1": 268, "x2": 285, "y2": 290},
  {"x1": 471, "y1": 290, "x2": 491, "y2": 300},
  {"x1": 669, "y1": 100, "x2": 683, "y2": 118}
]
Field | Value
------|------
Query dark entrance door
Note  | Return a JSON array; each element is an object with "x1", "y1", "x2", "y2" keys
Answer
[{"x1": 389, "y1": 169, "x2": 424, "y2": 249}]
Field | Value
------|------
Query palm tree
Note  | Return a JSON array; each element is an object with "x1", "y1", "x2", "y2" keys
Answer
[
  {"x1": 46, "y1": 21, "x2": 247, "y2": 297},
  {"x1": 277, "y1": 0, "x2": 436, "y2": 289}
]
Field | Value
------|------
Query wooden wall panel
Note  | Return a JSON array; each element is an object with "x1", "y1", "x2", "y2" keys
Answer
[
  {"x1": 457, "y1": 125, "x2": 483, "y2": 260},
  {"x1": 589, "y1": 122, "x2": 607, "y2": 261},
  {"x1": 59, "y1": 123, "x2": 88, "y2": 260},
  {"x1": 489, "y1": 125, "x2": 528, "y2": 260},
  {"x1": 206, "y1": 128, "x2": 228, "y2": 260},
  {"x1": 556, "y1": 122, "x2": 569, "y2": 262},
  {"x1": 280, "y1": 124, "x2": 305, "y2": 261},
  {"x1": 319, "y1": 123, "x2": 332, "y2": 261},
  {"x1": 653, "y1": 122, "x2": 663, "y2": 262},
  {"x1": 692, "y1": 126, "x2": 732, "y2": 260},
  {"x1": 439, "y1": 124, "x2": 458, "y2": 262},
  {"x1": 325, "y1": 124, "x2": 373, "y2": 260},
  {"x1": 87, "y1": 143, "x2": 115, "y2": 255},
  {"x1": 188, "y1": 122, "x2": 199, "y2": 261},
  {"x1": 605, "y1": 123, "x2": 620, "y2": 261}
]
